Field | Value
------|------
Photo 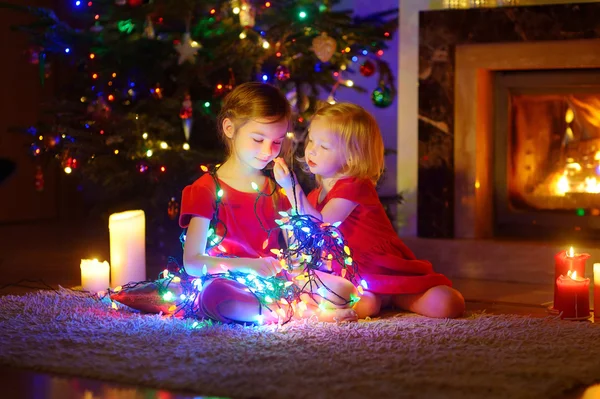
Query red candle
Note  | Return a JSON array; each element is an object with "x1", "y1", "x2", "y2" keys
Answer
[
  {"x1": 553, "y1": 247, "x2": 590, "y2": 311},
  {"x1": 555, "y1": 271, "x2": 590, "y2": 319},
  {"x1": 594, "y1": 263, "x2": 600, "y2": 319}
]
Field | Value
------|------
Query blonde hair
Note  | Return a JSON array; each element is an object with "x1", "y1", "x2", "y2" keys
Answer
[
  {"x1": 217, "y1": 82, "x2": 293, "y2": 161},
  {"x1": 309, "y1": 102, "x2": 384, "y2": 184}
]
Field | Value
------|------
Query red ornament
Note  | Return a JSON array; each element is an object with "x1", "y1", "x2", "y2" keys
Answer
[
  {"x1": 180, "y1": 93, "x2": 193, "y2": 141},
  {"x1": 25, "y1": 46, "x2": 43, "y2": 65},
  {"x1": 179, "y1": 93, "x2": 193, "y2": 119},
  {"x1": 34, "y1": 166, "x2": 44, "y2": 192},
  {"x1": 275, "y1": 65, "x2": 290, "y2": 81},
  {"x1": 360, "y1": 60, "x2": 376, "y2": 77},
  {"x1": 128, "y1": 0, "x2": 143, "y2": 6},
  {"x1": 137, "y1": 161, "x2": 149, "y2": 173},
  {"x1": 61, "y1": 156, "x2": 77, "y2": 171},
  {"x1": 167, "y1": 197, "x2": 180, "y2": 220}
]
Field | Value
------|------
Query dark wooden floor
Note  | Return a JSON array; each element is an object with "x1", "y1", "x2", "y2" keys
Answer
[{"x1": 0, "y1": 220, "x2": 597, "y2": 399}]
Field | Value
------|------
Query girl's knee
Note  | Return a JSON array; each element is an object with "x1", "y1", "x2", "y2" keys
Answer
[
  {"x1": 429, "y1": 286, "x2": 465, "y2": 318},
  {"x1": 353, "y1": 291, "x2": 381, "y2": 319},
  {"x1": 313, "y1": 271, "x2": 357, "y2": 306}
]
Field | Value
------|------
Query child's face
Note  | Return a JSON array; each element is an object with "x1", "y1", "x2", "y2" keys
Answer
[
  {"x1": 305, "y1": 117, "x2": 345, "y2": 178},
  {"x1": 226, "y1": 117, "x2": 288, "y2": 170}
]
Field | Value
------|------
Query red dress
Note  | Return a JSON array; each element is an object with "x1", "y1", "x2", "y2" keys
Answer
[
  {"x1": 179, "y1": 173, "x2": 290, "y2": 258},
  {"x1": 308, "y1": 177, "x2": 452, "y2": 295}
]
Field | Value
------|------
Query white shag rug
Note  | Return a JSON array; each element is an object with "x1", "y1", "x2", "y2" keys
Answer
[{"x1": 0, "y1": 289, "x2": 599, "y2": 399}]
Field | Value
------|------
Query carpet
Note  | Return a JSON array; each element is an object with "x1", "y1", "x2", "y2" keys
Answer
[{"x1": 0, "y1": 289, "x2": 599, "y2": 399}]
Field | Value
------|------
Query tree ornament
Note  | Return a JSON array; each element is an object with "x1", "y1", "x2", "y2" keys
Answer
[
  {"x1": 137, "y1": 161, "x2": 149, "y2": 173},
  {"x1": 371, "y1": 84, "x2": 393, "y2": 108},
  {"x1": 144, "y1": 16, "x2": 155, "y2": 39},
  {"x1": 214, "y1": 67, "x2": 236, "y2": 97},
  {"x1": 360, "y1": 60, "x2": 376, "y2": 77},
  {"x1": 117, "y1": 19, "x2": 135, "y2": 34},
  {"x1": 275, "y1": 65, "x2": 290, "y2": 81},
  {"x1": 175, "y1": 32, "x2": 201, "y2": 65},
  {"x1": 312, "y1": 32, "x2": 336, "y2": 63},
  {"x1": 28, "y1": 50, "x2": 49, "y2": 85},
  {"x1": 34, "y1": 165, "x2": 44, "y2": 192},
  {"x1": 286, "y1": 88, "x2": 309, "y2": 113},
  {"x1": 25, "y1": 46, "x2": 43, "y2": 65},
  {"x1": 238, "y1": 1, "x2": 256, "y2": 28},
  {"x1": 30, "y1": 144, "x2": 41, "y2": 157},
  {"x1": 62, "y1": 156, "x2": 77, "y2": 171},
  {"x1": 46, "y1": 135, "x2": 59, "y2": 148},
  {"x1": 43, "y1": 60, "x2": 52, "y2": 80},
  {"x1": 105, "y1": 135, "x2": 124, "y2": 145},
  {"x1": 167, "y1": 197, "x2": 179, "y2": 220},
  {"x1": 152, "y1": 84, "x2": 163, "y2": 99},
  {"x1": 179, "y1": 93, "x2": 193, "y2": 141}
]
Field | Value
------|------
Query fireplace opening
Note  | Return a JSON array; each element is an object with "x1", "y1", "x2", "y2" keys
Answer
[{"x1": 494, "y1": 70, "x2": 600, "y2": 239}]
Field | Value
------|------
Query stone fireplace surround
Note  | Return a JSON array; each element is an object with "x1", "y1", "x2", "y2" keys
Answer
[
  {"x1": 405, "y1": 4, "x2": 600, "y2": 287},
  {"x1": 454, "y1": 39, "x2": 600, "y2": 239}
]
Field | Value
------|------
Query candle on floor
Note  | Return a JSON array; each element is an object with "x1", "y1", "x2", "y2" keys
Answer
[
  {"x1": 109, "y1": 210, "x2": 146, "y2": 287},
  {"x1": 594, "y1": 263, "x2": 600, "y2": 319},
  {"x1": 80, "y1": 259, "x2": 110, "y2": 293},
  {"x1": 553, "y1": 247, "x2": 590, "y2": 311},
  {"x1": 555, "y1": 270, "x2": 590, "y2": 319}
]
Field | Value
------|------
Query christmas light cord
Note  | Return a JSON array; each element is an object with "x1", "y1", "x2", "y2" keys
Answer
[{"x1": 161, "y1": 163, "x2": 364, "y2": 325}]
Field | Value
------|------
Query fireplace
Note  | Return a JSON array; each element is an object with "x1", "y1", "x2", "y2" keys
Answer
[
  {"x1": 417, "y1": 3, "x2": 600, "y2": 239},
  {"x1": 450, "y1": 39, "x2": 600, "y2": 239},
  {"x1": 494, "y1": 70, "x2": 600, "y2": 239}
]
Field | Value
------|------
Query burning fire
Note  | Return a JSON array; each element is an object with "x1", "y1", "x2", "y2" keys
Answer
[
  {"x1": 553, "y1": 152, "x2": 600, "y2": 196},
  {"x1": 550, "y1": 105, "x2": 600, "y2": 196}
]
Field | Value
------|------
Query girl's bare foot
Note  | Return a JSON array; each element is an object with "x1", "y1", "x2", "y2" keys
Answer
[{"x1": 317, "y1": 307, "x2": 358, "y2": 323}]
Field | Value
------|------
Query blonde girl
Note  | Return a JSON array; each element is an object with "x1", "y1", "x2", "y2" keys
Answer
[{"x1": 273, "y1": 102, "x2": 465, "y2": 319}]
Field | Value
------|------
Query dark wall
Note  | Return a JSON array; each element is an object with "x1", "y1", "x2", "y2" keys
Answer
[{"x1": 0, "y1": 0, "x2": 82, "y2": 223}]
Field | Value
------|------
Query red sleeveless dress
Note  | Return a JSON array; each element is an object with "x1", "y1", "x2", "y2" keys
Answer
[{"x1": 308, "y1": 177, "x2": 452, "y2": 295}]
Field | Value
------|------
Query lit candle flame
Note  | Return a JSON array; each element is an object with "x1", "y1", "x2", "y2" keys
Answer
[
  {"x1": 568, "y1": 247, "x2": 574, "y2": 257},
  {"x1": 569, "y1": 270, "x2": 578, "y2": 280}
]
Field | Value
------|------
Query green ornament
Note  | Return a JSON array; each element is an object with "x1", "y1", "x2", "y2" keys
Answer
[
  {"x1": 371, "y1": 85, "x2": 393, "y2": 108},
  {"x1": 117, "y1": 19, "x2": 135, "y2": 34}
]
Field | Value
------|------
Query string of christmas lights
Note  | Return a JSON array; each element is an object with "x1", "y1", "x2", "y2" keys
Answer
[{"x1": 110, "y1": 164, "x2": 364, "y2": 325}]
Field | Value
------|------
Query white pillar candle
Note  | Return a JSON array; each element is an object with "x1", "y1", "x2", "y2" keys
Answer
[
  {"x1": 594, "y1": 263, "x2": 600, "y2": 318},
  {"x1": 109, "y1": 210, "x2": 146, "y2": 287},
  {"x1": 80, "y1": 259, "x2": 110, "y2": 293}
]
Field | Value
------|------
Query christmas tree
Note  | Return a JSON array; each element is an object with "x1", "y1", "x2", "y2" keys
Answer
[{"x1": 5, "y1": 0, "x2": 397, "y2": 225}]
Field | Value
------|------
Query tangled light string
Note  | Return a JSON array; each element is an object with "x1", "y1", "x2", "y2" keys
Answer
[
  {"x1": 114, "y1": 165, "x2": 365, "y2": 325},
  {"x1": 110, "y1": 257, "x2": 301, "y2": 324},
  {"x1": 273, "y1": 209, "x2": 363, "y2": 307}
]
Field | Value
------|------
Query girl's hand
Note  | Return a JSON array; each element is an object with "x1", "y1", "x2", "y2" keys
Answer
[
  {"x1": 250, "y1": 257, "x2": 282, "y2": 277},
  {"x1": 273, "y1": 157, "x2": 295, "y2": 192}
]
